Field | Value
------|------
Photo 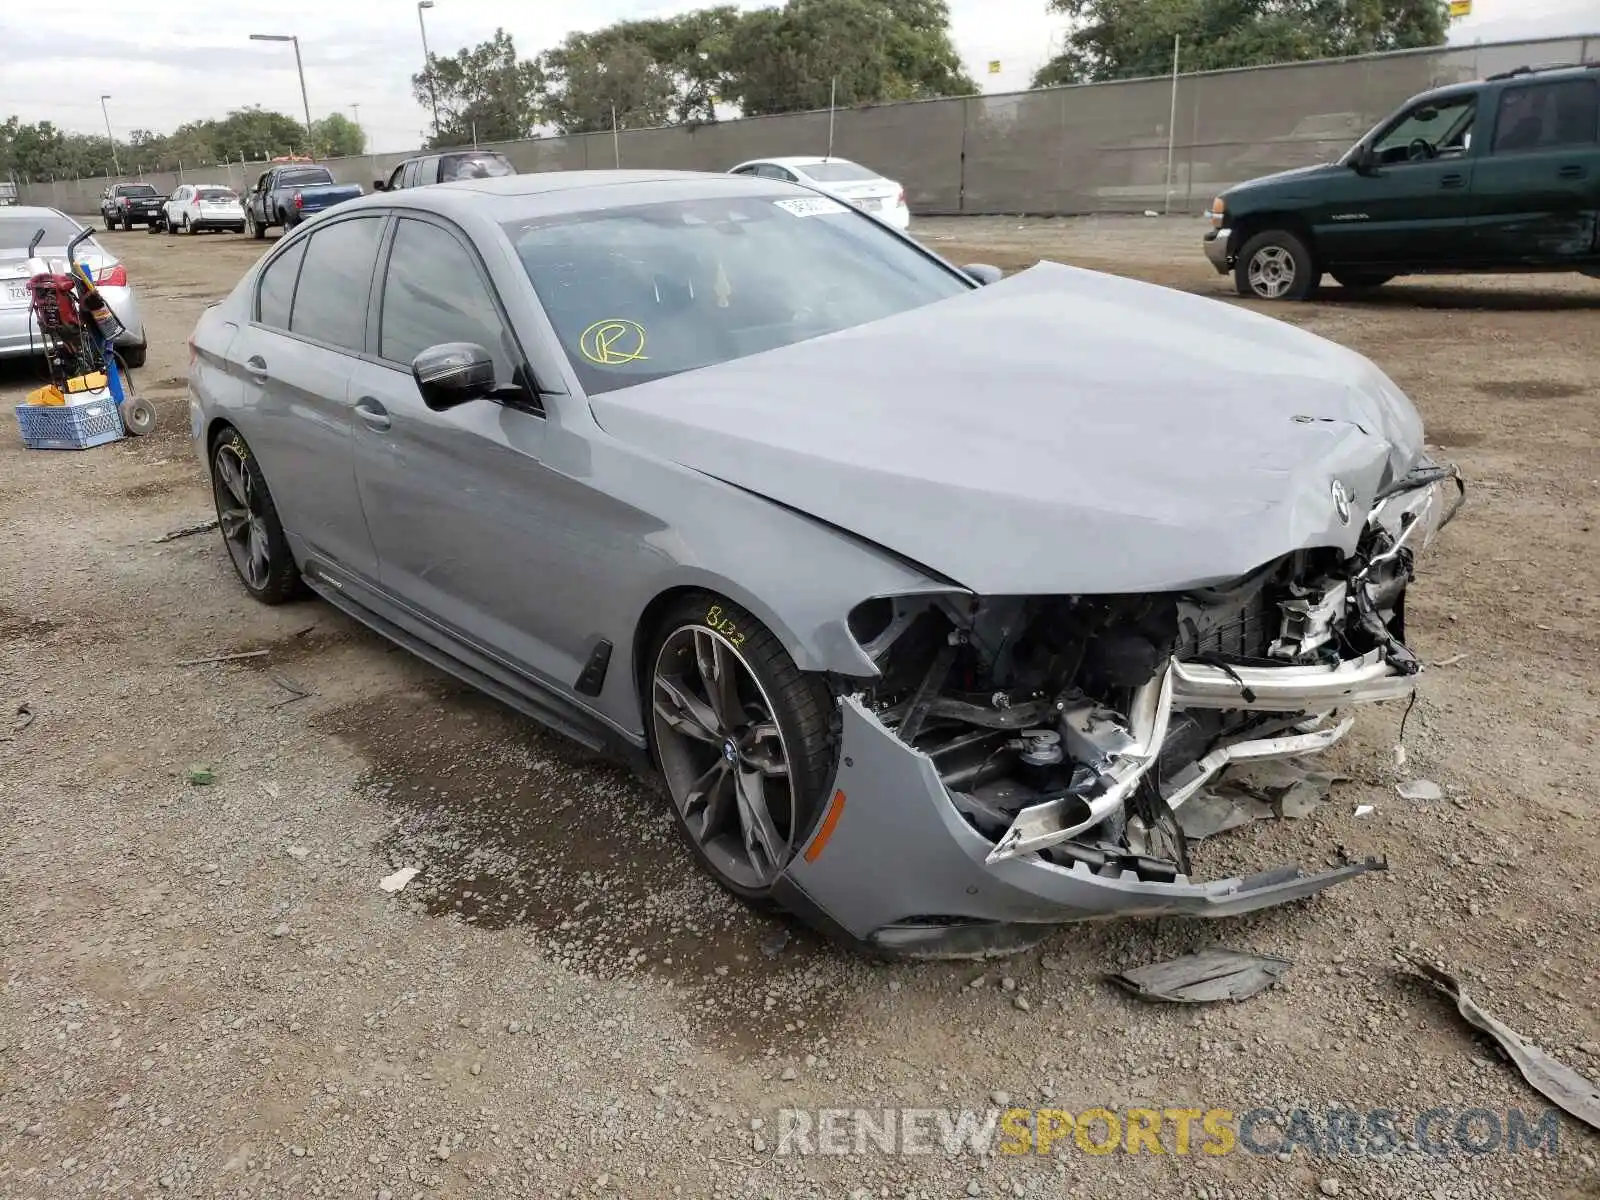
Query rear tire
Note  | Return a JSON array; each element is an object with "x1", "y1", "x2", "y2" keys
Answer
[
  {"x1": 647, "y1": 593, "x2": 837, "y2": 903},
  {"x1": 1235, "y1": 229, "x2": 1318, "y2": 301},
  {"x1": 1331, "y1": 271, "x2": 1394, "y2": 291},
  {"x1": 209, "y1": 427, "x2": 301, "y2": 606}
]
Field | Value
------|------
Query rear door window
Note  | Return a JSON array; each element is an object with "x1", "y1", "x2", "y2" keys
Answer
[
  {"x1": 400, "y1": 160, "x2": 421, "y2": 189},
  {"x1": 287, "y1": 216, "x2": 386, "y2": 352},
  {"x1": 1493, "y1": 79, "x2": 1600, "y2": 153},
  {"x1": 257, "y1": 240, "x2": 307, "y2": 329}
]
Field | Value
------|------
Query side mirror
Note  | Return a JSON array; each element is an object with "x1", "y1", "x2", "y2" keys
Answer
[
  {"x1": 373, "y1": 179, "x2": 387, "y2": 191},
  {"x1": 412, "y1": 342, "x2": 496, "y2": 412},
  {"x1": 964, "y1": 263, "x2": 1005, "y2": 286}
]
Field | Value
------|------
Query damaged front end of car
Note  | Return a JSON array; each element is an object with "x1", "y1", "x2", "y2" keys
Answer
[{"x1": 778, "y1": 462, "x2": 1465, "y2": 956}]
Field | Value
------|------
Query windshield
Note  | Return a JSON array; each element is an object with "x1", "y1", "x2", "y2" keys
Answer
[
  {"x1": 800, "y1": 161, "x2": 881, "y2": 183},
  {"x1": 442, "y1": 153, "x2": 514, "y2": 181},
  {"x1": 0, "y1": 215, "x2": 83, "y2": 250},
  {"x1": 278, "y1": 167, "x2": 334, "y2": 187},
  {"x1": 506, "y1": 194, "x2": 968, "y2": 396},
  {"x1": 197, "y1": 187, "x2": 238, "y2": 201},
  {"x1": 116, "y1": 185, "x2": 159, "y2": 197}
]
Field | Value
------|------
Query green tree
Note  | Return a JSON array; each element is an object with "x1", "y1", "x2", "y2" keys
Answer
[
  {"x1": 311, "y1": 113, "x2": 366, "y2": 158},
  {"x1": 209, "y1": 107, "x2": 309, "y2": 160},
  {"x1": 412, "y1": 29, "x2": 543, "y2": 149},
  {"x1": 539, "y1": 34, "x2": 678, "y2": 134},
  {"x1": 718, "y1": 0, "x2": 976, "y2": 117},
  {"x1": 1033, "y1": 0, "x2": 1449, "y2": 86}
]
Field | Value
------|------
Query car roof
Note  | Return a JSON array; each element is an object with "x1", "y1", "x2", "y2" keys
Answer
[
  {"x1": 1408, "y1": 61, "x2": 1600, "y2": 107},
  {"x1": 738, "y1": 156, "x2": 864, "y2": 169}
]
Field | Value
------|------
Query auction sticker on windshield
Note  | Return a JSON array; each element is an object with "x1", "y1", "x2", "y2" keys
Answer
[{"x1": 774, "y1": 197, "x2": 849, "y2": 218}]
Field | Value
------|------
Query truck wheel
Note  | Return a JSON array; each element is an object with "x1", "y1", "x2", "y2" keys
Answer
[
  {"x1": 248, "y1": 211, "x2": 265, "y2": 240},
  {"x1": 1331, "y1": 271, "x2": 1394, "y2": 292},
  {"x1": 102, "y1": 213, "x2": 114, "y2": 230},
  {"x1": 1235, "y1": 230, "x2": 1318, "y2": 301}
]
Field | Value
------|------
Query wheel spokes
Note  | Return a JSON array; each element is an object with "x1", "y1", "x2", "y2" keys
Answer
[
  {"x1": 739, "y1": 721, "x2": 790, "y2": 778},
  {"x1": 245, "y1": 520, "x2": 270, "y2": 588},
  {"x1": 693, "y1": 628, "x2": 744, "y2": 729},
  {"x1": 216, "y1": 452, "x2": 249, "y2": 508},
  {"x1": 734, "y1": 767, "x2": 785, "y2": 874},
  {"x1": 681, "y1": 759, "x2": 735, "y2": 842},
  {"x1": 218, "y1": 506, "x2": 250, "y2": 541},
  {"x1": 654, "y1": 674, "x2": 723, "y2": 744}
]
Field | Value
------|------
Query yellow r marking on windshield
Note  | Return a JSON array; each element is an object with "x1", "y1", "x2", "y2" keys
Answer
[{"x1": 579, "y1": 318, "x2": 650, "y2": 366}]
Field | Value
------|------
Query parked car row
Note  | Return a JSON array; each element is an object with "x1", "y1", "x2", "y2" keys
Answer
[{"x1": 94, "y1": 151, "x2": 914, "y2": 244}]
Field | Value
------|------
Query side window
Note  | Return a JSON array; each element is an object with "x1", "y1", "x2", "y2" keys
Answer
[
  {"x1": 731, "y1": 165, "x2": 757, "y2": 176},
  {"x1": 287, "y1": 216, "x2": 386, "y2": 352},
  {"x1": 386, "y1": 164, "x2": 406, "y2": 191},
  {"x1": 1493, "y1": 80, "x2": 1600, "y2": 154},
  {"x1": 256, "y1": 240, "x2": 307, "y2": 329},
  {"x1": 255, "y1": 172, "x2": 271, "y2": 193},
  {"x1": 400, "y1": 160, "x2": 421, "y2": 189},
  {"x1": 1373, "y1": 96, "x2": 1476, "y2": 165},
  {"x1": 379, "y1": 218, "x2": 516, "y2": 385}
]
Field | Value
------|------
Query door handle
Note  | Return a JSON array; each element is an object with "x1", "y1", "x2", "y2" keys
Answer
[
  {"x1": 353, "y1": 397, "x2": 391, "y2": 431},
  {"x1": 1557, "y1": 165, "x2": 1586, "y2": 180},
  {"x1": 1440, "y1": 173, "x2": 1466, "y2": 189},
  {"x1": 244, "y1": 355, "x2": 269, "y2": 382}
]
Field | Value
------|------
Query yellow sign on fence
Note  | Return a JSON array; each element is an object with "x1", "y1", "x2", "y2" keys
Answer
[
  {"x1": 1448, "y1": 0, "x2": 1471, "y2": 17},
  {"x1": 987, "y1": 60, "x2": 1002, "y2": 74}
]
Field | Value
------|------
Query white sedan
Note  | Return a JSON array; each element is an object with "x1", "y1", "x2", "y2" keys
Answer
[
  {"x1": 162, "y1": 184, "x2": 247, "y2": 235},
  {"x1": 728, "y1": 157, "x2": 911, "y2": 230}
]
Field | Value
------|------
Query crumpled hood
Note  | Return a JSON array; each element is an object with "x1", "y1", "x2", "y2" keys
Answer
[{"x1": 589, "y1": 262, "x2": 1427, "y2": 594}]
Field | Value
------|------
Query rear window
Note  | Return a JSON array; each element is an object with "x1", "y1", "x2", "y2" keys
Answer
[
  {"x1": 116, "y1": 184, "x2": 159, "y2": 197},
  {"x1": 197, "y1": 187, "x2": 238, "y2": 201},
  {"x1": 801, "y1": 162, "x2": 881, "y2": 182},
  {"x1": 277, "y1": 167, "x2": 335, "y2": 187},
  {"x1": 440, "y1": 153, "x2": 514, "y2": 182},
  {"x1": 0, "y1": 216, "x2": 83, "y2": 249}
]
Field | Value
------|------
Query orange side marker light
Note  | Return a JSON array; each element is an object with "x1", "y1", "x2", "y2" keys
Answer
[{"x1": 803, "y1": 790, "x2": 847, "y2": 863}]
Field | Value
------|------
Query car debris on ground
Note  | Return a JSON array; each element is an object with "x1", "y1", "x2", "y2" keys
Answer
[
  {"x1": 1110, "y1": 948, "x2": 1293, "y2": 1003},
  {"x1": 1404, "y1": 956, "x2": 1600, "y2": 1133},
  {"x1": 379, "y1": 866, "x2": 421, "y2": 894}
]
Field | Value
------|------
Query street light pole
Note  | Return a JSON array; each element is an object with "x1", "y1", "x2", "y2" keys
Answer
[
  {"x1": 417, "y1": 1, "x2": 440, "y2": 141},
  {"x1": 250, "y1": 33, "x2": 314, "y2": 148},
  {"x1": 100, "y1": 94, "x2": 121, "y2": 178}
]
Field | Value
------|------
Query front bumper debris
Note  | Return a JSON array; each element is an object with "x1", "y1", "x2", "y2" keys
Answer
[
  {"x1": 778, "y1": 463, "x2": 1462, "y2": 955},
  {"x1": 780, "y1": 696, "x2": 1387, "y2": 950}
]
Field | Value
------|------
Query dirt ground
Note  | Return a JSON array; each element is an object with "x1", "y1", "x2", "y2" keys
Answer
[{"x1": 1, "y1": 215, "x2": 1597, "y2": 1200}]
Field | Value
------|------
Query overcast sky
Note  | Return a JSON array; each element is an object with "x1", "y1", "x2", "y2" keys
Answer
[{"x1": 2, "y1": 0, "x2": 1595, "y2": 156}]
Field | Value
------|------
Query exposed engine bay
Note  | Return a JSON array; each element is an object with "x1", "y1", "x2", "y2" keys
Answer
[{"x1": 847, "y1": 466, "x2": 1464, "y2": 882}]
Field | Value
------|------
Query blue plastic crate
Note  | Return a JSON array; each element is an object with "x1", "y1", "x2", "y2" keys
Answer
[{"x1": 15, "y1": 396, "x2": 125, "y2": 451}]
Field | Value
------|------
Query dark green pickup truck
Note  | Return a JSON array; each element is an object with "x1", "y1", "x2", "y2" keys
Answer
[{"x1": 1205, "y1": 62, "x2": 1600, "y2": 299}]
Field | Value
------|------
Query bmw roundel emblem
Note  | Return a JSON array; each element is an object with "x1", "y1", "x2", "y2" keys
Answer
[{"x1": 1331, "y1": 480, "x2": 1354, "y2": 525}]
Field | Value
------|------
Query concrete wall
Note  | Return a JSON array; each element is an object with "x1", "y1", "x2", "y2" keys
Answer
[{"x1": 23, "y1": 34, "x2": 1597, "y2": 218}]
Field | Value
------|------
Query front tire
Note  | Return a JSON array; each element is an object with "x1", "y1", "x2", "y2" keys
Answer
[
  {"x1": 247, "y1": 211, "x2": 265, "y2": 240},
  {"x1": 1235, "y1": 229, "x2": 1318, "y2": 301},
  {"x1": 209, "y1": 428, "x2": 301, "y2": 605},
  {"x1": 648, "y1": 594, "x2": 836, "y2": 901}
]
